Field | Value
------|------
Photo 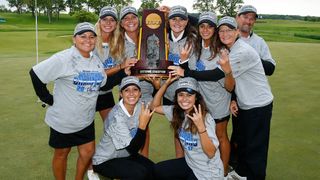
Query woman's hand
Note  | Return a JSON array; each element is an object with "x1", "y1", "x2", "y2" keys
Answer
[
  {"x1": 187, "y1": 104, "x2": 206, "y2": 133},
  {"x1": 180, "y1": 43, "x2": 192, "y2": 62},
  {"x1": 138, "y1": 102, "x2": 155, "y2": 130},
  {"x1": 144, "y1": 76, "x2": 161, "y2": 90},
  {"x1": 230, "y1": 100, "x2": 238, "y2": 117},
  {"x1": 218, "y1": 48, "x2": 232, "y2": 75},
  {"x1": 168, "y1": 66, "x2": 185, "y2": 77},
  {"x1": 122, "y1": 57, "x2": 138, "y2": 69}
]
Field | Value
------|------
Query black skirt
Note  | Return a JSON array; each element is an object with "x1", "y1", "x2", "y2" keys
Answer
[{"x1": 49, "y1": 122, "x2": 95, "y2": 148}]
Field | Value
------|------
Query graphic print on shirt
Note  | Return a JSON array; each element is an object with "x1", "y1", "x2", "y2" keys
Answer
[
  {"x1": 179, "y1": 129, "x2": 198, "y2": 151},
  {"x1": 196, "y1": 60, "x2": 206, "y2": 71},
  {"x1": 73, "y1": 71, "x2": 104, "y2": 92},
  {"x1": 168, "y1": 52, "x2": 180, "y2": 65},
  {"x1": 129, "y1": 128, "x2": 137, "y2": 138},
  {"x1": 103, "y1": 57, "x2": 115, "y2": 69}
]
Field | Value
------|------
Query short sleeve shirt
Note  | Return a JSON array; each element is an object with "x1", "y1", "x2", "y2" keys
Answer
[{"x1": 32, "y1": 46, "x2": 106, "y2": 133}]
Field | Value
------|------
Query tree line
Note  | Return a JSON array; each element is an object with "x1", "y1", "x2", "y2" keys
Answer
[
  {"x1": 4, "y1": 0, "x2": 318, "y2": 23},
  {"x1": 4, "y1": 0, "x2": 245, "y2": 22}
]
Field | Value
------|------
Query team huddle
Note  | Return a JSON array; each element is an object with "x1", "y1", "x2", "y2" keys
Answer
[{"x1": 30, "y1": 4, "x2": 275, "y2": 180}]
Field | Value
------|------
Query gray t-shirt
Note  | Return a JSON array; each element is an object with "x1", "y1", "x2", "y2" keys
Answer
[
  {"x1": 93, "y1": 100, "x2": 142, "y2": 165},
  {"x1": 94, "y1": 42, "x2": 120, "y2": 94},
  {"x1": 33, "y1": 46, "x2": 106, "y2": 133},
  {"x1": 164, "y1": 35, "x2": 197, "y2": 102},
  {"x1": 240, "y1": 32, "x2": 276, "y2": 66},
  {"x1": 124, "y1": 33, "x2": 154, "y2": 103},
  {"x1": 229, "y1": 39, "x2": 273, "y2": 110},
  {"x1": 162, "y1": 106, "x2": 224, "y2": 179},
  {"x1": 189, "y1": 46, "x2": 231, "y2": 119}
]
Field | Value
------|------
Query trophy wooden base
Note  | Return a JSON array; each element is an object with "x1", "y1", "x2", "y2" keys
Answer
[{"x1": 131, "y1": 60, "x2": 173, "y2": 77}]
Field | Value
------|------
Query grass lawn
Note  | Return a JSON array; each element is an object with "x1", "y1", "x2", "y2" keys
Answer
[{"x1": 0, "y1": 13, "x2": 320, "y2": 179}]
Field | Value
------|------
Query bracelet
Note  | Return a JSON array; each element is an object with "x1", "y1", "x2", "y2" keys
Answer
[
  {"x1": 224, "y1": 71, "x2": 232, "y2": 77},
  {"x1": 198, "y1": 129, "x2": 207, "y2": 134}
]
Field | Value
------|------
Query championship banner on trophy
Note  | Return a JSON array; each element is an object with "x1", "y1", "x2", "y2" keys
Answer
[{"x1": 131, "y1": 9, "x2": 173, "y2": 77}]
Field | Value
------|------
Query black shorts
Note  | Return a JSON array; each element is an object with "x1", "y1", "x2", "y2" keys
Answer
[
  {"x1": 49, "y1": 122, "x2": 95, "y2": 148},
  {"x1": 96, "y1": 92, "x2": 115, "y2": 111},
  {"x1": 215, "y1": 115, "x2": 230, "y2": 124}
]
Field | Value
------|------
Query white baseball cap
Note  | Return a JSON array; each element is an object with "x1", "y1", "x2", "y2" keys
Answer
[
  {"x1": 198, "y1": 11, "x2": 218, "y2": 27},
  {"x1": 120, "y1": 76, "x2": 141, "y2": 91},
  {"x1": 99, "y1": 6, "x2": 118, "y2": 20},
  {"x1": 73, "y1": 22, "x2": 96, "y2": 36},
  {"x1": 168, "y1": 5, "x2": 188, "y2": 20},
  {"x1": 218, "y1": 16, "x2": 237, "y2": 29},
  {"x1": 176, "y1": 77, "x2": 199, "y2": 94},
  {"x1": 120, "y1": 6, "x2": 138, "y2": 20},
  {"x1": 237, "y1": 5, "x2": 258, "y2": 18}
]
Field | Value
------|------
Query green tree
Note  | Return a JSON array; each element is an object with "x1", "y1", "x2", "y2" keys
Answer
[
  {"x1": 216, "y1": 0, "x2": 243, "y2": 17},
  {"x1": 193, "y1": 0, "x2": 216, "y2": 12},
  {"x1": 138, "y1": 0, "x2": 162, "y2": 14},
  {"x1": 7, "y1": 0, "x2": 25, "y2": 14},
  {"x1": 65, "y1": 0, "x2": 84, "y2": 15},
  {"x1": 23, "y1": 0, "x2": 35, "y2": 17}
]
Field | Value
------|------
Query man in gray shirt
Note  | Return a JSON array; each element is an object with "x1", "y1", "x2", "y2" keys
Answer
[{"x1": 229, "y1": 4, "x2": 276, "y2": 175}]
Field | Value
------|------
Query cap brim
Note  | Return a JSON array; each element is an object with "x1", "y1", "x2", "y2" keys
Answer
[
  {"x1": 169, "y1": 14, "x2": 188, "y2": 20},
  {"x1": 121, "y1": 12, "x2": 138, "y2": 20},
  {"x1": 218, "y1": 23, "x2": 236, "y2": 29},
  {"x1": 176, "y1": 88, "x2": 197, "y2": 94},
  {"x1": 100, "y1": 14, "x2": 117, "y2": 21},
  {"x1": 198, "y1": 19, "x2": 217, "y2": 28},
  {"x1": 238, "y1": 11, "x2": 258, "y2": 18},
  {"x1": 120, "y1": 83, "x2": 141, "y2": 91},
  {"x1": 74, "y1": 30, "x2": 97, "y2": 37}
]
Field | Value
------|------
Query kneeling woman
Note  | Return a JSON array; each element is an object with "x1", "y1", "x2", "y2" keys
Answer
[
  {"x1": 92, "y1": 76, "x2": 155, "y2": 179},
  {"x1": 151, "y1": 76, "x2": 224, "y2": 179}
]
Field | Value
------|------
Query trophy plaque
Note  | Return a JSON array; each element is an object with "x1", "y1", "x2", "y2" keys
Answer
[{"x1": 131, "y1": 9, "x2": 173, "y2": 77}]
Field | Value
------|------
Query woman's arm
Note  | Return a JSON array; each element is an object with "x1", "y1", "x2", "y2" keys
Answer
[
  {"x1": 218, "y1": 49, "x2": 235, "y2": 92},
  {"x1": 105, "y1": 57, "x2": 138, "y2": 76},
  {"x1": 125, "y1": 102, "x2": 154, "y2": 155},
  {"x1": 150, "y1": 74, "x2": 178, "y2": 114},
  {"x1": 29, "y1": 69, "x2": 53, "y2": 105},
  {"x1": 187, "y1": 105, "x2": 216, "y2": 158}
]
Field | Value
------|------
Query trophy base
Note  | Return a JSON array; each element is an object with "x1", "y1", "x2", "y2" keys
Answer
[{"x1": 131, "y1": 60, "x2": 173, "y2": 78}]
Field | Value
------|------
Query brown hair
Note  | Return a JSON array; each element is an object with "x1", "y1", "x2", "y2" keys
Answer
[
  {"x1": 195, "y1": 24, "x2": 219, "y2": 61},
  {"x1": 171, "y1": 92, "x2": 208, "y2": 137}
]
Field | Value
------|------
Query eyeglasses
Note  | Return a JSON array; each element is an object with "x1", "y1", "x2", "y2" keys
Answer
[{"x1": 218, "y1": 29, "x2": 235, "y2": 34}]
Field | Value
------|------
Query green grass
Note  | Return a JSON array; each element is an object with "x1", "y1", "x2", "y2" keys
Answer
[
  {"x1": 254, "y1": 19, "x2": 320, "y2": 43},
  {"x1": 0, "y1": 13, "x2": 320, "y2": 179}
]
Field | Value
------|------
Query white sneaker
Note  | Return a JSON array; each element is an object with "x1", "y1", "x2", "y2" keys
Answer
[
  {"x1": 226, "y1": 170, "x2": 247, "y2": 180},
  {"x1": 87, "y1": 169, "x2": 100, "y2": 180}
]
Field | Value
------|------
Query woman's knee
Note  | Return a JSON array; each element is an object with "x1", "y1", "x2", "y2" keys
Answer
[
  {"x1": 78, "y1": 141, "x2": 95, "y2": 158},
  {"x1": 54, "y1": 148, "x2": 71, "y2": 159}
]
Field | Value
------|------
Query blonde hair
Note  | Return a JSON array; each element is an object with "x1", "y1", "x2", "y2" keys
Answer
[{"x1": 94, "y1": 19, "x2": 124, "y2": 62}]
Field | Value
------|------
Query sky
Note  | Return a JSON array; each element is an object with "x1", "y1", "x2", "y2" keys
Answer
[{"x1": 1, "y1": 0, "x2": 319, "y2": 17}]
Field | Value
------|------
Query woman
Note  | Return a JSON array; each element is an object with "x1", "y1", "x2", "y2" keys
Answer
[
  {"x1": 92, "y1": 76, "x2": 155, "y2": 179},
  {"x1": 162, "y1": 5, "x2": 198, "y2": 158},
  {"x1": 217, "y1": 16, "x2": 273, "y2": 180},
  {"x1": 169, "y1": 12, "x2": 235, "y2": 176},
  {"x1": 151, "y1": 76, "x2": 224, "y2": 179},
  {"x1": 116, "y1": 6, "x2": 154, "y2": 157},
  {"x1": 94, "y1": 6, "x2": 137, "y2": 121},
  {"x1": 29, "y1": 22, "x2": 106, "y2": 180}
]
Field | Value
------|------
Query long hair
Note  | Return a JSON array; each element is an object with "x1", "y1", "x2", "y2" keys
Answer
[
  {"x1": 168, "y1": 19, "x2": 199, "y2": 58},
  {"x1": 94, "y1": 19, "x2": 120, "y2": 60},
  {"x1": 110, "y1": 23, "x2": 126, "y2": 61},
  {"x1": 195, "y1": 25, "x2": 219, "y2": 61},
  {"x1": 171, "y1": 92, "x2": 208, "y2": 138}
]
